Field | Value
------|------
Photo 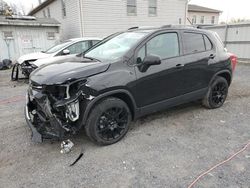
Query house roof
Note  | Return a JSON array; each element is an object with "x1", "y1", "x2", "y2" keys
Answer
[
  {"x1": 28, "y1": 0, "x2": 56, "y2": 16},
  {"x1": 188, "y1": 4, "x2": 222, "y2": 13},
  {"x1": 0, "y1": 16, "x2": 60, "y2": 27}
]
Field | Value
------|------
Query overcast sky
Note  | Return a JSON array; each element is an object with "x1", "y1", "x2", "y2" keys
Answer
[
  {"x1": 190, "y1": 0, "x2": 250, "y2": 22},
  {"x1": 4, "y1": 0, "x2": 250, "y2": 22}
]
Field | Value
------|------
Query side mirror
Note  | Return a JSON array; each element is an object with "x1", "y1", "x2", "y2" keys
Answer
[
  {"x1": 138, "y1": 55, "x2": 161, "y2": 72},
  {"x1": 62, "y1": 49, "x2": 70, "y2": 55}
]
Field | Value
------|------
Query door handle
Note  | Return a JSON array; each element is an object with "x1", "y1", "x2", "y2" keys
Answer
[
  {"x1": 175, "y1": 64, "x2": 184, "y2": 69},
  {"x1": 209, "y1": 54, "x2": 215, "y2": 59}
]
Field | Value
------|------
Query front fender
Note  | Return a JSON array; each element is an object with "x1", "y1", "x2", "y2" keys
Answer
[{"x1": 82, "y1": 89, "x2": 138, "y2": 125}]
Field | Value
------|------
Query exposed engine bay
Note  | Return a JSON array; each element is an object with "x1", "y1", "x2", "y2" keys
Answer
[{"x1": 25, "y1": 78, "x2": 94, "y2": 142}]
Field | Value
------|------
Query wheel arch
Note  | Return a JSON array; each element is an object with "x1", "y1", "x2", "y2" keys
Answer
[
  {"x1": 210, "y1": 70, "x2": 232, "y2": 86},
  {"x1": 82, "y1": 89, "x2": 138, "y2": 125}
]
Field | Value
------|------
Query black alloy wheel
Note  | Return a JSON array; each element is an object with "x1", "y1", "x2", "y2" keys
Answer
[
  {"x1": 85, "y1": 97, "x2": 131, "y2": 145},
  {"x1": 202, "y1": 76, "x2": 229, "y2": 109},
  {"x1": 211, "y1": 82, "x2": 227, "y2": 106},
  {"x1": 97, "y1": 107, "x2": 129, "y2": 141}
]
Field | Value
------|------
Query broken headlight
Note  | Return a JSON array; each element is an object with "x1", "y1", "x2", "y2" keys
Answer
[
  {"x1": 44, "y1": 85, "x2": 68, "y2": 100},
  {"x1": 68, "y1": 79, "x2": 88, "y2": 97}
]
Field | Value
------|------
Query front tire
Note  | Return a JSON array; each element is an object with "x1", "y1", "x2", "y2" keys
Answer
[
  {"x1": 202, "y1": 76, "x2": 228, "y2": 109},
  {"x1": 85, "y1": 97, "x2": 132, "y2": 145}
]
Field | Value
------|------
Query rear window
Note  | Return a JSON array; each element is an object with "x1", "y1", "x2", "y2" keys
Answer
[
  {"x1": 183, "y1": 32, "x2": 205, "y2": 54},
  {"x1": 214, "y1": 32, "x2": 225, "y2": 50}
]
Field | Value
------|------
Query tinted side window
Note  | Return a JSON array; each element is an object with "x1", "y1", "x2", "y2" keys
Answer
[
  {"x1": 183, "y1": 32, "x2": 205, "y2": 54},
  {"x1": 146, "y1": 33, "x2": 179, "y2": 59},
  {"x1": 203, "y1": 35, "x2": 212, "y2": 50},
  {"x1": 137, "y1": 45, "x2": 146, "y2": 63}
]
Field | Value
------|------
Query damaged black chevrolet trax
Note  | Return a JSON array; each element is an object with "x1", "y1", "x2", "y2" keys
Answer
[{"x1": 26, "y1": 26, "x2": 237, "y2": 145}]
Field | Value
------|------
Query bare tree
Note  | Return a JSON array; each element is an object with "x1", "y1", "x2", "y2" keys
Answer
[
  {"x1": 9, "y1": 2, "x2": 27, "y2": 15},
  {"x1": 0, "y1": 0, "x2": 8, "y2": 15},
  {"x1": 0, "y1": 0, "x2": 28, "y2": 16}
]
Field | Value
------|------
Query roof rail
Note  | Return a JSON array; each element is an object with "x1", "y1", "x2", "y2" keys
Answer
[
  {"x1": 128, "y1": 26, "x2": 139, "y2": 30},
  {"x1": 161, "y1": 25, "x2": 172, "y2": 28}
]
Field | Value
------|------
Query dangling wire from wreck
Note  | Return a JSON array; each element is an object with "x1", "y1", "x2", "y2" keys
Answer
[{"x1": 70, "y1": 147, "x2": 85, "y2": 167}]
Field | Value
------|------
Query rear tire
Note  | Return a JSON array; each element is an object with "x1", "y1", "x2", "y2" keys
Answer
[
  {"x1": 202, "y1": 76, "x2": 228, "y2": 109},
  {"x1": 85, "y1": 97, "x2": 131, "y2": 145}
]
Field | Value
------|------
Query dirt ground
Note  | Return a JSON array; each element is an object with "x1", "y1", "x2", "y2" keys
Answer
[{"x1": 0, "y1": 64, "x2": 249, "y2": 188}]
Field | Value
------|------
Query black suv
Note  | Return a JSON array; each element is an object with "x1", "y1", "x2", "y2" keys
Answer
[{"x1": 26, "y1": 26, "x2": 237, "y2": 145}]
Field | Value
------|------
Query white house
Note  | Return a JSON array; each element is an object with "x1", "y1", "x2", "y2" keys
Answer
[
  {"x1": 188, "y1": 4, "x2": 222, "y2": 25},
  {"x1": 29, "y1": 0, "x2": 188, "y2": 39}
]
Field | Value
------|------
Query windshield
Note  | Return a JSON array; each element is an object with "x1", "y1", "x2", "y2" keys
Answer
[
  {"x1": 44, "y1": 40, "x2": 72, "y2": 54},
  {"x1": 85, "y1": 32, "x2": 149, "y2": 61}
]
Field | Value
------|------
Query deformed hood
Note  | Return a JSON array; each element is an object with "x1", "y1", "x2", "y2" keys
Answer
[{"x1": 30, "y1": 59, "x2": 110, "y2": 85}]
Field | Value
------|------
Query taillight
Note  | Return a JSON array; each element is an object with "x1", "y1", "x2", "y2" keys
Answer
[{"x1": 230, "y1": 54, "x2": 237, "y2": 72}]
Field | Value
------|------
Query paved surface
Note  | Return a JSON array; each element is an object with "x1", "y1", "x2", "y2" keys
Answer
[{"x1": 0, "y1": 65, "x2": 249, "y2": 188}]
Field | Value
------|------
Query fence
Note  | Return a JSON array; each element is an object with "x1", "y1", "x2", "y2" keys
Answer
[{"x1": 203, "y1": 23, "x2": 250, "y2": 60}]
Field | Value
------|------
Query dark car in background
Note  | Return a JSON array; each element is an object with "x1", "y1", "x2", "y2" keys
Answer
[{"x1": 25, "y1": 26, "x2": 237, "y2": 145}]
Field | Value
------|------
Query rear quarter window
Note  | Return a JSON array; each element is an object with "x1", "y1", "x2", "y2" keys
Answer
[
  {"x1": 203, "y1": 35, "x2": 213, "y2": 50},
  {"x1": 183, "y1": 32, "x2": 205, "y2": 54}
]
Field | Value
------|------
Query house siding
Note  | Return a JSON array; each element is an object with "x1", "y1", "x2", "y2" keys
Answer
[
  {"x1": 34, "y1": 0, "x2": 81, "y2": 40},
  {"x1": 81, "y1": 0, "x2": 187, "y2": 37},
  {"x1": 32, "y1": 0, "x2": 187, "y2": 38}
]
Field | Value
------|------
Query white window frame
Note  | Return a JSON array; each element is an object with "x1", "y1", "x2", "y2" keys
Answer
[
  {"x1": 127, "y1": 0, "x2": 137, "y2": 16},
  {"x1": 47, "y1": 7, "x2": 51, "y2": 18},
  {"x1": 3, "y1": 31, "x2": 13, "y2": 39},
  {"x1": 192, "y1": 15, "x2": 197, "y2": 24},
  {"x1": 61, "y1": 0, "x2": 66, "y2": 18},
  {"x1": 179, "y1": 18, "x2": 182, "y2": 25},
  {"x1": 200, "y1": 16, "x2": 204, "y2": 24},
  {"x1": 148, "y1": 0, "x2": 157, "y2": 16},
  {"x1": 47, "y1": 32, "x2": 55, "y2": 40},
  {"x1": 211, "y1": 16, "x2": 215, "y2": 24},
  {"x1": 43, "y1": 10, "x2": 46, "y2": 18}
]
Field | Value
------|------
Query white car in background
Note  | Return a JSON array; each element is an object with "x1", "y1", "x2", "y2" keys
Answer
[{"x1": 11, "y1": 37, "x2": 101, "y2": 80}]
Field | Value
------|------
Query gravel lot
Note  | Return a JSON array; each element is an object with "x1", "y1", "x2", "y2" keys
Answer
[{"x1": 0, "y1": 64, "x2": 249, "y2": 188}]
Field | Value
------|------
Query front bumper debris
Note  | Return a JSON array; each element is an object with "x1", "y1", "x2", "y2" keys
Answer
[
  {"x1": 25, "y1": 103, "x2": 43, "y2": 142},
  {"x1": 25, "y1": 87, "x2": 84, "y2": 142}
]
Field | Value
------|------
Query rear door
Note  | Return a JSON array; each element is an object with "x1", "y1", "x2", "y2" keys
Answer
[{"x1": 179, "y1": 31, "x2": 215, "y2": 92}]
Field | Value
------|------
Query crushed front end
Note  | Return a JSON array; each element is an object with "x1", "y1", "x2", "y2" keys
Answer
[
  {"x1": 12, "y1": 60, "x2": 38, "y2": 81},
  {"x1": 21, "y1": 60, "x2": 38, "y2": 78},
  {"x1": 25, "y1": 79, "x2": 90, "y2": 142}
]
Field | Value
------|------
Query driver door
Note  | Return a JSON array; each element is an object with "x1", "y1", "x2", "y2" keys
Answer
[{"x1": 134, "y1": 32, "x2": 186, "y2": 108}]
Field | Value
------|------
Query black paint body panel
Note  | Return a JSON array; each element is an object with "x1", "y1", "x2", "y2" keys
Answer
[{"x1": 28, "y1": 27, "x2": 233, "y2": 139}]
